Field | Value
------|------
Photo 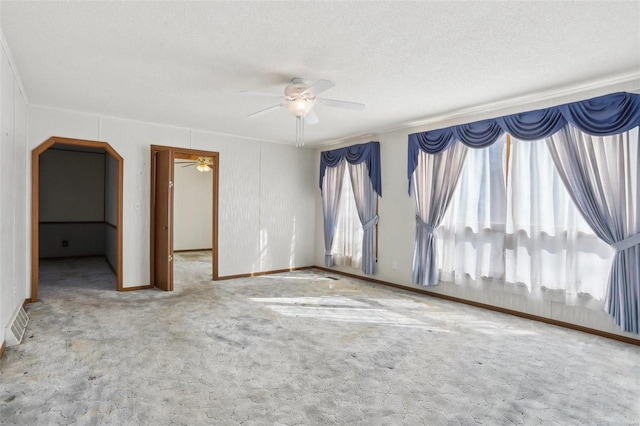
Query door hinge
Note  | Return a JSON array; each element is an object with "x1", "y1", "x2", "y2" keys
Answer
[
  {"x1": 169, "y1": 181, "x2": 174, "y2": 188},
  {"x1": 168, "y1": 255, "x2": 173, "y2": 262}
]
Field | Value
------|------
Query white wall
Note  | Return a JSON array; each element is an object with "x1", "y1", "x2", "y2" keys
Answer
[
  {"x1": 12, "y1": 50, "x2": 27, "y2": 316},
  {"x1": 314, "y1": 83, "x2": 640, "y2": 342},
  {"x1": 189, "y1": 131, "x2": 317, "y2": 276},
  {"x1": 27, "y1": 106, "x2": 317, "y2": 288},
  {"x1": 173, "y1": 162, "x2": 213, "y2": 251},
  {"x1": 0, "y1": 31, "x2": 27, "y2": 347},
  {"x1": 259, "y1": 142, "x2": 316, "y2": 272}
]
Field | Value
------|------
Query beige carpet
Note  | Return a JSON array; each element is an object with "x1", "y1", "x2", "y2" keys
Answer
[{"x1": 1, "y1": 251, "x2": 639, "y2": 425}]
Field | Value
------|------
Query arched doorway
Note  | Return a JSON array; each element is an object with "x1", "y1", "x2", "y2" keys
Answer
[{"x1": 31, "y1": 137, "x2": 123, "y2": 301}]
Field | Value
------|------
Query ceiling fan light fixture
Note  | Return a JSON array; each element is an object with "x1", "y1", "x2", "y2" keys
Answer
[
  {"x1": 196, "y1": 157, "x2": 211, "y2": 172},
  {"x1": 242, "y1": 78, "x2": 365, "y2": 148},
  {"x1": 286, "y1": 99, "x2": 314, "y2": 117}
]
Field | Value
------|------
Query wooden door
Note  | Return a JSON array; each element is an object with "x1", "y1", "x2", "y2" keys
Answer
[{"x1": 154, "y1": 149, "x2": 174, "y2": 291}]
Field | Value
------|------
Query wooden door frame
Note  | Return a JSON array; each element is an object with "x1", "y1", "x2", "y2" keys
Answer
[
  {"x1": 153, "y1": 148, "x2": 175, "y2": 291},
  {"x1": 31, "y1": 136, "x2": 124, "y2": 301},
  {"x1": 150, "y1": 145, "x2": 219, "y2": 286}
]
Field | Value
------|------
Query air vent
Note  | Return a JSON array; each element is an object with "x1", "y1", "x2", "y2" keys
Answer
[{"x1": 6, "y1": 306, "x2": 29, "y2": 347}]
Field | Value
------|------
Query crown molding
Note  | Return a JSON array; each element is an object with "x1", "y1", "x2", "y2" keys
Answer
[
  {"x1": 28, "y1": 103, "x2": 290, "y2": 146},
  {"x1": 316, "y1": 71, "x2": 640, "y2": 149},
  {"x1": 401, "y1": 71, "x2": 640, "y2": 133}
]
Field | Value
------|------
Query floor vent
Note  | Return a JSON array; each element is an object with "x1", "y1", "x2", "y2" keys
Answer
[{"x1": 6, "y1": 306, "x2": 29, "y2": 347}]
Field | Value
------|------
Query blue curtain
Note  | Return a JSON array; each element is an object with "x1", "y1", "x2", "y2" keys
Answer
[
  {"x1": 407, "y1": 91, "x2": 640, "y2": 333},
  {"x1": 320, "y1": 141, "x2": 382, "y2": 196},
  {"x1": 412, "y1": 143, "x2": 468, "y2": 285},
  {"x1": 547, "y1": 126, "x2": 640, "y2": 333},
  {"x1": 348, "y1": 162, "x2": 379, "y2": 275},
  {"x1": 320, "y1": 141, "x2": 382, "y2": 275},
  {"x1": 408, "y1": 92, "x2": 640, "y2": 189}
]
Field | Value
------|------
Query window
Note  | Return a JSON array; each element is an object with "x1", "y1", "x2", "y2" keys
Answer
[
  {"x1": 332, "y1": 167, "x2": 364, "y2": 268},
  {"x1": 409, "y1": 92, "x2": 640, "y2": 332},
  {"x1": 504, "y1": 135, "x2": 612, "y2": 301},
  {"x1": 320, "y1": 141, "x2": 381, "y2": 275},
  {"x1": 438, "y1": 134, "x2": 613, "y2": 303},
  {"x1": 438, "y1": 135, "x2": 507, "y2": 283}
]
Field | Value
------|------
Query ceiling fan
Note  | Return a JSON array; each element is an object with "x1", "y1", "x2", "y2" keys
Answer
[
  {"x1": 175, "y1": 157, "x2": 212, "y2": 172},
  {"x1": 241, "y1": 78, "x2": 365, "y2": 146}
]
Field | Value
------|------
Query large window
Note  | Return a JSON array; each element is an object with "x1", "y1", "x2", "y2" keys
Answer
[
  {"x1": 409, "y1": 92, "x2": 640, "y2": 333},
  {"x1": 438, "y1": 134, "x2": 613, "y2": 304}
]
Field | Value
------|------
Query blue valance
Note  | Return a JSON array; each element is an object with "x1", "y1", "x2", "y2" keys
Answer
[
  {"x1": 496, "y1": 107, "x2": 567, "y2": 141},
  {"x1": 408, "y1": 92, "x2": 640, "y2": 183},
  {"x1": 320, "y1": 141, "x2": 382, "y2": 196}
]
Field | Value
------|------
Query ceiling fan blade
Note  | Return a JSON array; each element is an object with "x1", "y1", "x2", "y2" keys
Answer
[
  {"x1": 181, "y1": 163, "x2": 196, "y2": 168},
  {"x1": 247, "y1": 103, "x2": 284, "y2": 119},
  {"x1": 240, "y1": 91, "x2": 284, "y2": 98},
  {"x1": 305, "y1": 109, "x2": 319, "y2": 125},
  {"x1": 317, "y1": 98, "x2": 366, "y2": 111},
  {"x1": 302, "y1": 79, "x2": 335, "y2": 96}
]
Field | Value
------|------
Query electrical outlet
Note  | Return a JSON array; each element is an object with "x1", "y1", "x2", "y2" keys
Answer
[
  {"x1": 62, "y1": 240, "x2": 69, "y2": 248},
  {"x1": 392, "y1": 261, "x2": 398, "y2": 270}
]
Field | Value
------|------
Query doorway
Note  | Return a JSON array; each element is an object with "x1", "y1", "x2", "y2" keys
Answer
[
  {"x1": 31, "y1": 137, "x2": 124, "y2": 302},
  {"x1": 149, "y1": 145, "x2": 219, "y2": 291}
]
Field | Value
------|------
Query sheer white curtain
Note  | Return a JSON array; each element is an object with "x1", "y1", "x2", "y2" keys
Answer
[
  {"x1": 438, "y1": 135, "x2": 507, "y2": 283},
  {"x1": 332, "y1": 167, "x2": 363, "y2": 268},
  {"x1": 438, "y1": 134, "x2": 613, "y2": 306},
  {"x1": 321, "y1": 160, "x2": 346, "y2": 266},
  {"x1": 348, "y1": 162, "x2": 378, "y2": 275},
  {"x1": 506, "y1": 136, "x2": 613, "y2": 305}
]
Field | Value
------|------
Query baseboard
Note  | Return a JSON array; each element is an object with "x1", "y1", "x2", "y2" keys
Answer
[
  {"x1": 215, "y1": 266, "x2": 314, "y2": 281},
  {"x1": 119, "y1": 284, "x2": 154, "y2": 292},
  {"x1": 314, "y1": 266, "x2": 640, "y2": 347},
  {"x1": 0, "y1": 340, "x2": 5, "y2": 358}
]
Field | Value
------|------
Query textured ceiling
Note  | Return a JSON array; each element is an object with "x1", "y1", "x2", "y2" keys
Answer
[{"x1": 1, "y1": 1, "x2": 639, "y2": 146}]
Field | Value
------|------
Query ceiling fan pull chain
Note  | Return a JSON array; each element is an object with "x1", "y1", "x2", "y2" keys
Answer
[{"x1": 296, "y1": 116, "x2": 305, "y2": 147}]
